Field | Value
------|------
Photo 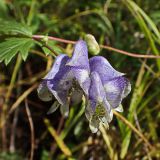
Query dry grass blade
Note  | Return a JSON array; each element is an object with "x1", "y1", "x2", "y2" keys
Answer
[
  {"x1": 99, "y1": 125, "x2": 118, "y2": 160},
  {"x1": 113, "y1": 111, "x2": 153, "y2": 150},
  {"x1": 44, "y1": 118, "x2": 72, "y2": 157}
]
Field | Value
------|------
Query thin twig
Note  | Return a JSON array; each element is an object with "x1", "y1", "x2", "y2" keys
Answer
[
  {"x1": 100, "y1": 45, "x2": 160, "y2": 58},
  {"x1": 134, "y1": 112, "x2": 152, "y2": 160},
  {"x1": 8, "y1": 83, "x2": 38, "y2": 115},
  {"x1": 50, "y1": 116, "x2": 64, "y2": 156},
  {"x1": 57, "y1": 117, "x2": 64, "y2": 134},
  {"x1": 33, "y1": 35, "x2": 75, "y2": 45},
  {"x1": 9, "y1": 70, "x2": 22, "y2": 153},
  {"x1": 9, "y1": 109, "x2": 19, "y2": 153},
  {"x1": 25, "y1": 99, "x2": 35, "y2": 160},
  {"x1": 32, "y1": 35, "x2": 160, "y2": 59},
  {"x1": 32, "y1": 37, "x2": 58, "y2": 56}
]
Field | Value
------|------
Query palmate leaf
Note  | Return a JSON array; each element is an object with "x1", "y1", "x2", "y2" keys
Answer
[
  {"x1": 0, "y1": 19, "x2": 32, "y2": 37},
  {"x1": 0, "y1": 38, "x2": 34, "y2": 65}
]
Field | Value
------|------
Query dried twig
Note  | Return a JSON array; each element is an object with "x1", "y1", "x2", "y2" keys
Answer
[
  {"x1": 25, "y1": 99, "x2": 35, "y2": 160},
  {"x1": 134, "y1": 112, "x2": 152, "y2": 160},
  {"x1": 8, "y1": 83, "x2": 38, "y2": 115}
]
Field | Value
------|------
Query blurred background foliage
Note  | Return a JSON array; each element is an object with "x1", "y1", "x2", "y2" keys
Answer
[{"x1": 0, "y1": 0, "x2": 160, "y2": 159}]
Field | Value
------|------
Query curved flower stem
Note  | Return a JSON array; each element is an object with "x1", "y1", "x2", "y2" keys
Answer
[{"x1": 32, "y1": 35, "x2": 160, "y2": 59}]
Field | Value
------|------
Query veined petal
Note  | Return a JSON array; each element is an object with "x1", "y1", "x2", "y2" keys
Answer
[
  {"x1": 89, "y1": 72, "x2": 106, "y2": 104},
  {"x1": 85, "y1": 100, "x2": 99, "y2": 133},
  {"x1": 90, "y1": 56, "x2": 131, "y2": 109},
  {"x1": 70, "y1": 89, "x2": 83, "y2": 105},
  {"x1": 89, "y1": 56, "x2": 124, "y2": 83},
  {"x1": 104, "y1": 76, "x2": 131, "y2": 108},
  {"x1": 86, "y1": 99, "x2": 112, "y2": 133},
  {"x1": 37, "y1": 83, "x2": 53, "y2": 102},
  {"x1": 67, "y1": 40, "x2": 90, "y2": 70},
  {"x1": 43, "y1": 54, "x2": 73, "y2": 105},
  {"x1": 71, "y1": 68, "x2": 90, "y2": 95},
  {"x1": 86, "y1": 72, "x2": 113, "y2": 133},
  {"x1": 67, "y1": 40, "x2": 90, "y2": 95},
  {"x1": 44, "y1": 54, "x2": 69, "y2": 80}
]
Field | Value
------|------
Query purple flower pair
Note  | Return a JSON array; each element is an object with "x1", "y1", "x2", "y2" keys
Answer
[{"x1": 38, "y1": 40, "x2": 131, "y2": 133}]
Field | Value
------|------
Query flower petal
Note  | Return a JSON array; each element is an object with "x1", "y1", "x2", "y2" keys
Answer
[
  {"x1": 37, "y1": 83, "x2": 53, "y2": 102},
  {"x1": 47, "y1": 101, "x2": 60, "y2": 114},
  {"x1": 114, "y1": 104, "x2": 123, "y2": 112},
  {"x1": 60, "y1": 103, "x2": 69, "y2": 117},
  {"x1": 89, "y1": 56, "x2": 124, "y2": 83},
  {"x1": 104, "y1": 76, "x2": 131, "y2": 108},
  {"x1": 44, "y1": 54, "x2": 73, "y2": 105},
  {"x1": 67, "y1": 40, "x2": 90, "y2": 95},
  {"x1": 89, "y1": 117, "x2": 99, "y2": 133},
  {"x1": 90, "y1": 56, "x2": 131, "y2": 109},
  {"x1": 86, "y1": 72, "x2": 113, "y2": 132},
  {"x1": 44, "y1": 54, "x2": 70, "y2": 81},
  {"x1": 70, "y1": 89, "x2": 83, "y2": 105},
  {"x1": 89, "y1": 71, "x2": 106, "y2": 104},
  {"x1": 86, "y1": 99, "x2": 112, "y2": 133},
  {"x1": 71, "y1": 69, "x2": 90, "y2": 95},
  {"x1": 67, "y1": 40, "x2": 90, "y2": 70}
]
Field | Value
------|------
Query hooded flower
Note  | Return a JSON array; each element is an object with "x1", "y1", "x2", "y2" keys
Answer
[
  {"x1": 85, "y1": 56, "x2": 131, "y2": 132},
  {"x1": 37, "y1": 40, "x2": 90, "y2": 117},
  {"x1": 38, "y1": 38, "x2": 131, "y2": 133}
]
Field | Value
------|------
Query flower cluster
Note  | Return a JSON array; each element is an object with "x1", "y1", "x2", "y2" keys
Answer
[{"x1": 38, "y1": 40, "x2": 131, "y2": 133}]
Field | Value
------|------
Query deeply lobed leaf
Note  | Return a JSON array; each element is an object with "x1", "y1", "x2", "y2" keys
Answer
[{"x1": 0, "y1": 38, "x2": 34, "y2": 65}]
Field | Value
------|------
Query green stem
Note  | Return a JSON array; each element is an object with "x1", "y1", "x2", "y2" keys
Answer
[
  {"x1": 1, "y1": 54, "x2": 22, "y2": 150},
  {"x1": 5, "y1": 54, "x2": 22, "y2": 103},
  {"x1": 2, "y1": 54, "x2": 22, "y2": 122}
]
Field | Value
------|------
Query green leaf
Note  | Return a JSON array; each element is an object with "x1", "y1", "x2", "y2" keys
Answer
[
  {"x1": 0, "y1": 19, "x2": 32, "y2": 37},
  {"x1": 127, "y1": 0, "x2": 160, "y2": 40},
  {"x1": 0, "y1": 38, "x2": 34, "y2": 65}
]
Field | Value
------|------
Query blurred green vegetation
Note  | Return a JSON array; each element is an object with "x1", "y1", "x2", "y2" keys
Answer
[{"x1": 0, "y1": 0, "x2": 160, "y2": 159}]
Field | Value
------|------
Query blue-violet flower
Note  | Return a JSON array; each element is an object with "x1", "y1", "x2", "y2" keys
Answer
[{"x1": 38, "y1": 39, "x2": 131, "y2": 133}]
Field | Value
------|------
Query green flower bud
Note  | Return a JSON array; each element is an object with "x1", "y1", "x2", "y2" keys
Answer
[
  {"x1": 84, "y1": 34, "x2": 100, "y2": 55},
  {"x1": 42, "y1": 35, "x2": 48, "y2": 44}
]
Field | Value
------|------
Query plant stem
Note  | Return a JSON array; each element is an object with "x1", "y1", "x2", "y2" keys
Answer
[
  {"x1": 1, "y1": 54, "x2": 22, "y2": 151},
  {"x1": 32, "y1": 35, "x2": 160, "y2": 59}
]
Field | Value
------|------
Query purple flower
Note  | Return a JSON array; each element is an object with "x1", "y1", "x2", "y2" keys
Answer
[
  {"x1": 38, "y1": 39, "x2": 131, "y2": 132},
  {"x1": 37, "y1": 40, "x2": 90, "y2": 117},
  {"x1": 86, "y1": 56, "x2": 131, "y2": 132}
]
